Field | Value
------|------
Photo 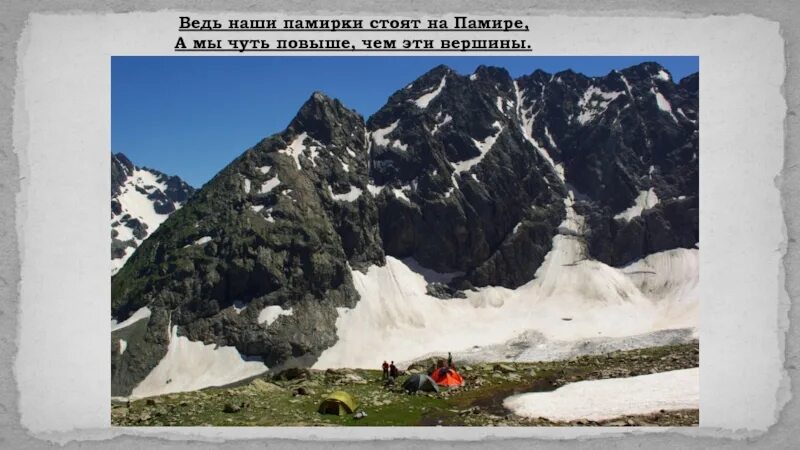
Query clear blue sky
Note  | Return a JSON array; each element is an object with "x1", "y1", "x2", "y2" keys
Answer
[{"x1": 112, "y1": 56, "x2": 698, "y2": 187}]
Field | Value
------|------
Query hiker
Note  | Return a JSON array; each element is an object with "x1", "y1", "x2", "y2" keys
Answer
[
  {"x1": 389, "y1": 361, "x2": 399, "y2": 378},
  {"x1": 382, "y1": 361, "x2": 389, "y2": 379},
  {"x1": 447, "y1": 352, "x2": 453, "y2": 368}
]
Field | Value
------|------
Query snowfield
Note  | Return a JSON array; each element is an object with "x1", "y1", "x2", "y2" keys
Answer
[
  {"x1": 111, "y1": 167, "x2": 183, "y2": 274},
  {"x1": 314, "y1": 193, "x2": 698, "y2": 369},
  {"x1": 130, "y1": 325, "x2": 267, "y2": 399},
  {"x1": 503, "y1": 368, "x2": 699, "y2": 421}
]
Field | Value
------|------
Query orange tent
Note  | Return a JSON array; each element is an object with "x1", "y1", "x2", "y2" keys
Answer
[{"x1": 430, "y1": 367, "x2": 464, "y2": 387}]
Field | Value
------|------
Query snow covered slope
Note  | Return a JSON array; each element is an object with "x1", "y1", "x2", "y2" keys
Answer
[
  {"x1": 130, "y1": 325, "x2": 267, "y2": 399},
  {"x1": 315, "y1": 193, "x2": 698, "y2": 369},
  {"x1": 503, "y1": 368, "x2": 699, "y2": 421},
  {"x1": 111, "y1": 153, "x2": 194, "y2": 274}
]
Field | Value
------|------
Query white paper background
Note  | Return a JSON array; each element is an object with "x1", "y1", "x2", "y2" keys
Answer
[{"x1": 13, "y1": 12, "x2": 786, "y2": 441}]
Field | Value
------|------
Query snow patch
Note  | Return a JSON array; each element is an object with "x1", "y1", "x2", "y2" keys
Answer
[
  {"x1": 504, "y1": 368, "x2": 698, "y2": 421},
  {"x1": 413, "y1": 75, "x2": 447, "y2": 108},
  {"x1": 111, "y1": 247, "x2": 135, "y2": 275},
  {"x1": 655, "y1": 69, "x2": 671, "y2": 81},
  {"x1": 118, "y1": 339, "x2": 127, "y2": 355},
  {"x1": 367, "y1": 184, "x2": 385, "y2": 196},
  {"x1": 451, "y1": 121, "x2": 503, "y2": 175},
  {"x1": 577, "y1": 86, "x2": 623, "y2": 125},
  {"x1": 258, "y1": 306, "x2": 294, "y2": 326},
  {"x1": 618, "y1": 72, "x2": 634, "y2": 96},
  {"x1": 279, "y1": 132, "x2": 321, "y2": 170},
  {"x1": 676, "y1": 108, "x2": 696, "y2": 124},
  {"x1": 544, "y1": 127, "x2": 557, "y2": 148},
  {"x1": 514, "y1": 81, "x2": 563, "y2": 183},
  {"x1": 328, "y1": 185, "x2": 363, "y2": 202},
  {"x1": 432, "y1": 114, "x2": 452, "y2": 135},
  {"x1": 614, "y1": 188, "x2": 660, "y2": 221},
  {"x1": 112, "y1": 306, "x2": 152, "y2": 332},
  {"x1": 260, "y1": 176, "x2": 281, "y2": 194},
  {"x1": 391, "y1": 188, "x2": 411, "y2": 203},
  {"x1": 264, "y1": 208, "x2": 276, "y2": 223},
  {"x1": 250, "y1": 205, "x2": 264, "y2": 213},
  {"x1": 258, "y1": 165, "x2": 271, "y2": 174},
  {"x1": 130, "y1": 325, "x2": 267, "y2": 399},
  {"x1": 372, "y1": 121, "x2": 409, "y2": 151},
  {"x1": 651, "y1": 88, "x2": 678, "y2": 123},
  {"x1": 193, "y1": 236, "x2": 212, "y2": 246}
]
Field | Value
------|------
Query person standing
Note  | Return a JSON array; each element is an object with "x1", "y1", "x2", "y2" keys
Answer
[
  {"x1": 382, "y1": 360, "x2": 389, "y2": 379},
  {"x1": 447, "y1": 352, "x2": 453, "y2": 368},
  {"x1": 389, "y1": 361, "x2": 398, "y2": 378}
]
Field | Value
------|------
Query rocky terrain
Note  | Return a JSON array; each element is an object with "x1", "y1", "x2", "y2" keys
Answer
[
  {"x1": 111, "y1": 342, "x2": 698, "y2": 426},
  {"x1": 111, "y1": 61, "x2": 699, "y2": 402}
]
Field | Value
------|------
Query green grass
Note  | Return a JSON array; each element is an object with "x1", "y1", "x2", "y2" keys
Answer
[{"x1": 112, "y1": 341, "x2": 699, "y2": 427}]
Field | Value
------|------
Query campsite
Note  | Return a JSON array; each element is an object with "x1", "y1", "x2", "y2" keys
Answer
[{"x1": 111, "y1": 341, "x2": 698, "y2": 427}]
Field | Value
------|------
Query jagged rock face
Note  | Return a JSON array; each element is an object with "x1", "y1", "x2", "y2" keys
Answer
[
  {"x1": 367, "y1": 65, "x2": 566, "y2": 289},
  {"x1": 515, "y1": 62, "x2": 698, "y2": 265},
  {"x1": 111, "y1": 93, "x2": 384, "y2": 396},
  {"x1": 111, "y1": 62, "x2": 698, "y2": 396},
  {"x1": 111, "y1": 153, "x2": 195, "y2": 274}
]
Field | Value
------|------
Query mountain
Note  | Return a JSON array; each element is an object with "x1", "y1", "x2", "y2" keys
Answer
[
  {"x1": 111, "y1": 62, "x2": 699, "y2": 398},
  {"x1": 111, "y1": 153, "x2": 195, "y2": 274}
]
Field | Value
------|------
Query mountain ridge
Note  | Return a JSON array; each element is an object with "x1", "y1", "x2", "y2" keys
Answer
[{"x1": 111, "y1": 61, "x2": 698, "y2": 398}]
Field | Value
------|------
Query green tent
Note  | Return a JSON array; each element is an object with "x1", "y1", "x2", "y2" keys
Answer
[
  {"x1": 402, "y1": 373, "x2": 440, "y2": 393},
  {"x1": 318, "y1": 391, "x2": 357, "y2": 416}
]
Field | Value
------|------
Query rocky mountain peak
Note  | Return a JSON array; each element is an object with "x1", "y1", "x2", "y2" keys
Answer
[
  {"x1": 618, "y1": 61, "x2": 673, "y2": 87},
  {"x1": 288, "y1": 91, "x2": 364, "y2": 146},
  {"x1": 679, "y1": 73, "x2": 698, "y2": 93},
  {"x1": 472, "y1": 64, "x2": 511, "y2": 81},
  {"x1": 112, "y1": 152, "x2": 135, "y2": 196}
]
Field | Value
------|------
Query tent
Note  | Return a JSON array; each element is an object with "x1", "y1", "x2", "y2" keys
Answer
[
  {"x1": 402, "y1": 373, "x2": 440, "y2": 393},
  {"x1": 318, "y1": 391, "x2": 357, "y2": 416},
  {"x1": 430, "y1": 367, "x2": 464, "y2": 387}
]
